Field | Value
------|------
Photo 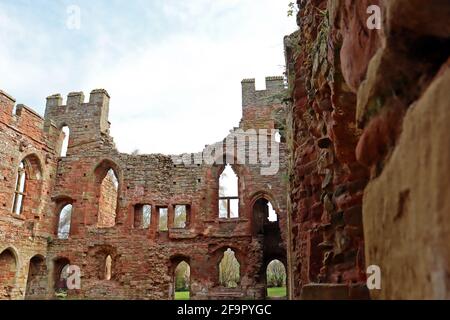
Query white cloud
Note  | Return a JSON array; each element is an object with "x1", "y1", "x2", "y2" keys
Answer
[{"x1": 0, "y1": 0, "x2": 297, "y2": 155}]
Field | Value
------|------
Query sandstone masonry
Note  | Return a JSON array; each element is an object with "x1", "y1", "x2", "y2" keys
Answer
[{"x1": 0, "y1": 77, "x2": 288, "y2": 300}]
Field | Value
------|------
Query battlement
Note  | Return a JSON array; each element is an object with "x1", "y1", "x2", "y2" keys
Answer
[
  {"x1": 241, "y1": 76, "x2": 286, "y2": 107},
  {"x1": 0, "y1": 89, "x2": 16, "y2": 104},
  {"x1": 0, "y1": 89, "x2": 57, "y2": 144},
  {"x1": 15, "y1": 104, "x2": 44, "y2": 121},
  {"x1": 1, "y1": 89, "x2": 45, "y2": 124},
  {"x1": 45, "y1": 89, "x2": 110, "y2": 111},
  {"x1": 45, "y1": 94, "x2": 63, "y2": 108},
  {"x1": 0, "y1": 90, "x2": 16, "y2": 123},
  {"x1": 44, "y1": 89, "x2": 111, "y2": 136}
]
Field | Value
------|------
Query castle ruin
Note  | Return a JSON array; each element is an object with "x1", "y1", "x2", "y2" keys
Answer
[{"x1": 1, "y1": 0, "x2": 450, "y2": 300}]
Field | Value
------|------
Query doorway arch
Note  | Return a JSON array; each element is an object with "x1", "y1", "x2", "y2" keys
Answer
[
  {"x1": 0, "y1": 248, "x2": 18, "y2": 299},
  {"x1": 266, "y1": 259, "x2": 287, "y2": 299},
  {"x1": 170, "y1": 255, "x2": 191, "y2": 300},
  {"x1": 251, "y1": 194, "x2": 287, "y2": 299}
]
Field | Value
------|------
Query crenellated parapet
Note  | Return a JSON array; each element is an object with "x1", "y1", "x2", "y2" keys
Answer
[
  {"x1": 239, "y1": 76, "x2": 286, "y2": 131},
  {"x1": 241, "y1": 76, "x2": 286, "y2": 108},
  {"x1": 0, "y1": 89, "x2": 16, "y2": 124},
  {"x1": 0, "y1": 89, "x2": 59, "y2": 144},
  {"x1": 45, "y1": 90, "x2": 110, "y2": 127},
  {"x1": 44, "y1": 89, "x2": 114, "y2": 153}
]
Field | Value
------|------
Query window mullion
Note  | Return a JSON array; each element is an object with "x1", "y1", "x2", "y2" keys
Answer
[{"x1": 12, "y1": 194, "x2": 18, "y2": 214}]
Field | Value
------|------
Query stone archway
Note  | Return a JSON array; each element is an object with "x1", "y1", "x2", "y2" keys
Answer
[
  {"x1": 266, "y1": 259, "x2": 287, "y2": 299},
  {"x1": 169, "y1": 255, "x2": 191, "y2": 300},
  {"x1": 174, "y1": 261, "x2": 190, "y2": 300},
  {"x1": 0, "y1": 248, "x2": 18, "y2": 300},
  {"x1": 53, "y1": 257, "x2": 70, "y2": 298},
  {"x1": 25, "y1": 255, "x2": 47, "y2": 300},
  {"x1": 251, "y1": 196, "x2": 287, "y2": 299}
]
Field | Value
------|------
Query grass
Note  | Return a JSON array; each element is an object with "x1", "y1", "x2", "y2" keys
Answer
[
  {"x1": 175, "y1": 291, "x2": 190, "y2": 300},
  {"x1": 175, "y1": 289, "x2": 286, "y2": 299},
  {"x1": 267, "y1": 287, "x2": 287, "y2": 298}
]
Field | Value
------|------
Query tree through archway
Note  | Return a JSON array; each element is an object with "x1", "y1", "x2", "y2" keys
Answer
[
  {"x1": 219, "y1": 248, "x2": 240, "y2": 288},
  {"x1": 174, "y1": 261, "x2": 190, "y2": 300},
  {"x1": 266, "y1": 259, "x2": 287, "y2": 298}
]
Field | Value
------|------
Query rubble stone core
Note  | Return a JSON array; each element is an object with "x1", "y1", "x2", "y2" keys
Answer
[{"x1": 0, "y1": 77, "x2": 288, "y2": 300}]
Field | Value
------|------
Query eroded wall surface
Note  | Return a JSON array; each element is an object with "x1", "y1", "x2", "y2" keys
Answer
[
  {"x1": 285, "y1": 0, "x2": 374, "y2": 299},
  {"x1": 357, "y1": 0, "x2": 450, "y2": 300},
  {"x1": 286, "y1": 0, "x2": 450, "y2": 299}
]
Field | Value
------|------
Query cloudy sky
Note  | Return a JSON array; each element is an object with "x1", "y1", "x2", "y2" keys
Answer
[{"x1": 0, "y1": 0, "x2": 297, "y2": 155}]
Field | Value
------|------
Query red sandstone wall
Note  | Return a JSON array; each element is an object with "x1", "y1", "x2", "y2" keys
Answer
[
  {"x1": 285, "y1": 0, "x2": 374, "y2": 299},
  {"x1": 0, "y1": 78, "x2": 288, "y2": 300},
  {"x1": 287, "y1": 0, "x2": 450, "y2": 299},
  {"x1": 355, "y1": 0, "x2": 450, "y2": 299},
  {"x1": 0, "y1": 90, "x2": 60, "y2": 299},
  {"x1": 44, "y1": 85, "x2": 287, "y2": 299}
]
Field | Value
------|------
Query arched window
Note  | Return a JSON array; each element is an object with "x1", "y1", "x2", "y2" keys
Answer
[
  {"x1": 219, "y1": 248, "x2": 240, "y2": 288},
  {"x1": 98, "y1": 168, "x2": 119, "y2": 228},
  {"x1": 104, "y1": 255, "x2": 112, "y2": 280},
  {"x1": 11, "y1": 155, "x2": 42, "y2": 216},
  {"x1": 275, "y1": 131, "x2": 282, "y2": 143},
  {"x1": 26, "y1": 255, "x2": 46, "y2": 299},
  {"x1": 54, "y1": 258, "x2": 70, "y2": 292},
  {"x1": 12, "y1": 161, "x2": 26, "y2": 215},
  {"x1": 174, "y1": 261, "x2": 190, "y2": 300},
  {"x1": 60, "y1": 126, "x2": 70, "y2": 157},
  {"x1": 268, "y1": 202, "x2": 277, "y2": 222},
  {"x1": 252, "y1": 198, "x2": 279, "y2": 235},
  {"x1": 266, "y1": 260, "x2": 287, "y2": 298},
  {"x1": 60, "y1": 265, "x2": 70, "y2": 282},
  {"x1": 219, "y1": 165, "x2": 239, "y2": 219},
  {"x1": 57, "y1": 204, "x2": 73, "y2": 239},
  {"x1": 0, "y1": 248, "x2": 17, "y2": 299}
]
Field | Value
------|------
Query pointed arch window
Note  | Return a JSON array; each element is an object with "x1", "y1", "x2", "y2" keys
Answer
[
  {"x1": 97, "y1": 168, "x2": 119, "y2": 228},
  {"x1": 104, "y1": 255, "x2": 112, "y2": 280},
  {"x1": 219, "y1": 248, "x2": 240, "y2": 288},
  {"x1": 218, "y1": 165, "x2": 239, "y2": 219},
  {"x1": 174, "y1": 261, "x2": 190, "y2": 300},
  {"x1": 60, "y1": 126, "x2": 70, "y2": 157},
  {"x1": 12, "y1": 161, "x2": 26, "y2": 215},
  {"x1": 57, "y1": 204, "x2": 73, "y2": 239}
]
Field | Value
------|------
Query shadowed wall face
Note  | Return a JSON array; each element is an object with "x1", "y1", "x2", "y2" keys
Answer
[{"x1": 286, "y1": 0, "x2": 450, "y2": 300}]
